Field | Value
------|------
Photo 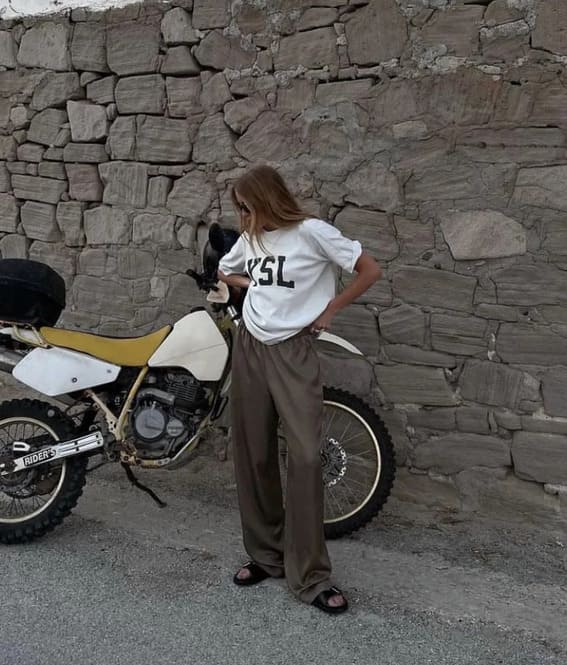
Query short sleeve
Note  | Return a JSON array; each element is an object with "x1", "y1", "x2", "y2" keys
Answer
[
  {"x1": 218, "y1": 235, "x2": 246, "y2": 275},
  {"x1": 303, "y1": 219, "x2": 362, "y2": 273}
]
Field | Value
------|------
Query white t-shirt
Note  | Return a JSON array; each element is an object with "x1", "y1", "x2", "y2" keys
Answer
[{"x1": 218, "y1": 218, "x2": 362, "y2": 345}]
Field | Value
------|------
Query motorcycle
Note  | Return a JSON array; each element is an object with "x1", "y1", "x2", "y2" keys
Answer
[{"x1": 0, "y1": 224, "x2": 395, "y2": 545}]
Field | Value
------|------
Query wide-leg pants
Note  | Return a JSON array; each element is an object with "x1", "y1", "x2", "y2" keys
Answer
[{"x1": 231, "y1": 326, "x2": 332, "y2": 603}]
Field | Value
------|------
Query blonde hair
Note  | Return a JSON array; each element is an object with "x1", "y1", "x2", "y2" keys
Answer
[{"x1": 231, "y1": 165, "x2": 308, "y2": 244}]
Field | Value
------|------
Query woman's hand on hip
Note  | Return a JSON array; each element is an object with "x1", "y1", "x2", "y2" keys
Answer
[{"x1": 310, "y1": 303, "x2": 337, "y2": 335}]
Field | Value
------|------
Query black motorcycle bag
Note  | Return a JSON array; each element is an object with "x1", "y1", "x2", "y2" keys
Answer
[{"x1": 0, "y1": 259, "x2": 65, "y2": 327}]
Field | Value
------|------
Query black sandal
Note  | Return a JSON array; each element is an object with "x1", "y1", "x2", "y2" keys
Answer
[
  {"x1": 233, "y1": 561, "x2": 271, "y2": 586},
  {"x1": 311, "y1": 586, "x2": 349, "y2": 614}
]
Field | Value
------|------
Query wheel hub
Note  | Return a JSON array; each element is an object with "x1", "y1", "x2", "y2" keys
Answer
[
  {"x1": 321, "y1": 437, "x2": 347, "y2": 487},
  {"x1": 0, "y1": 442, "x2": 41, "y2": 496}
]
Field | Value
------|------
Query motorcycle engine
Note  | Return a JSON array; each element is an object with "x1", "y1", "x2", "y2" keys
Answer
[{"x1": 129, "y1": 370, "x2": 209, "y2": 459}]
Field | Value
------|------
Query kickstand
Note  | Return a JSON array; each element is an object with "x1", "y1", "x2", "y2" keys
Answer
[{"x1": 121, "y1": 462, "x2": 167, "y2": 508}]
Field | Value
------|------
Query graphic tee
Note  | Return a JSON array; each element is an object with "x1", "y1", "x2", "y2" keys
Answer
[{"x1": 218, "y1": 218, "x2": 362, "y2": 345}]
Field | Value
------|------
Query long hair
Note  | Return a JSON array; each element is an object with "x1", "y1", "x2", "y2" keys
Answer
[{"x1": 231, "y1": 165, "x2": 308, "y2": 245}]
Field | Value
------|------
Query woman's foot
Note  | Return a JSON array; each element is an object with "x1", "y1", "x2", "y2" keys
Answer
[
  {"x1": 233, "y1": 561, "x2": 271, "y2": 586},
  {"x1": 311, "y1": 587, "x2": 349, "y2": 614}
]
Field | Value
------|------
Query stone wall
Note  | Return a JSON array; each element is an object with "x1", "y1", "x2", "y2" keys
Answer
[{"x1": 1, "y1": 0, "x2": 567, "y2": 521}]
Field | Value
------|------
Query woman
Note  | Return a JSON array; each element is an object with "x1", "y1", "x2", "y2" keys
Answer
[{"x1": 218, "y1": 165, "x2": 381, "y2": 614}]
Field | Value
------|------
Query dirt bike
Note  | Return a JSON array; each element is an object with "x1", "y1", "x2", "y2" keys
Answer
[{"x1": 0, "y1": 224, "x2": 396, "y2": 545}]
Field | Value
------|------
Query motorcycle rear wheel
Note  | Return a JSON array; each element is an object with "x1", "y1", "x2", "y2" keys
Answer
[
  {"x1": 0, "y1": 399, "x2": 87, "y2": 545},
  {"x1": 279, "y1": 387, "x2": 396, "y2": 539}
]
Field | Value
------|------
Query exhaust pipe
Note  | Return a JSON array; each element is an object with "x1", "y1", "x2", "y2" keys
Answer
[{"x1": 0, "y1": 349, "x2": 22, "y2": 373}]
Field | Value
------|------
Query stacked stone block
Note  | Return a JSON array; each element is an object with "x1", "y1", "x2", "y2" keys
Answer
[{"x1": 0, "y1": 0, "x2": 566, "y2": 518}]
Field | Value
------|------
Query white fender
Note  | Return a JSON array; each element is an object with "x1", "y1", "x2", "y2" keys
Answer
[
  {"x1": 13, "y1": 346, "x2": 120, "y2": 396},
  {"x1": 316, "y1": 332, "x2": 363, "y2": 356},
  {"x1": 149, "y1": 310, "x2": 228, "y2": 381}
]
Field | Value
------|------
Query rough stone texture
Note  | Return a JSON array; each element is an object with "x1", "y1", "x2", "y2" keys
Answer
[
  {"x1": 17, "y1": 143, "x2": 44, "y2": 163},
  {"x1": 346, "y1": 0, "x2": 407, "y2": 65},
  {"x1": 456, "y1": 407, "x2": 490, "y2": 435},
  {"x1": 17, "y1": 22, "x2": 71, "y2": 71},
  {"x1": 406, "y1": 408, "x2": 456, "y2": 431},
  {"x1": 459, "y1": 361, "x2": 523, "y2": 409},
  {"x1": 497, "y1": 323, "x2": 567, "y2": 366},
  {"x1": 83, "y1": 205, "x2": 130, "y2": 245},
  {"x1": 107, "y1": 23, "x2": 160, "y2": 76},
  {"x1": 31, "y1": 72, "x2": 82, "y2": 112},
  {"x1": 236, "y1": 112, "x2": 300, "y2": 163},
  {"x1": 38, "y1": 161, "x2": 66, "y2": 180},
  {"x1": 118, "y1": 248, "x2": 155, "y2": 279},
  {"x1": 0, "y1": 194, "x2": 18, "y2": 232},
  {"x1": 493, "y1": 264, "x2": 567, "y2": 307},
  {"x1": 376, "y1": 365, "x2": 457, "y2": 406},
  {"x1": 115, "y1": 76, "x2": 165, "y2": 115},
  {"x1": 166, "y1": 77, "x2": 201, "y2": 118},
  {"x1": 0, "y1": 163, "x2": 10, "y2": 193},
  {"x1": 335, "y1": 206, "x2": 398, "y2": 261},
  {"x1": 87, "y1": 76, "x2": 117, "y2": 105},
  {"x1": 419, "y1": 5, "x2": 484, "y2": 57},
  {"x1": 532, "y1": 0, "x2": 567, "y2": 56},
  {"x1": 67, "y1": 101, "x2": 108, "y2": 142},
  {"x1": 224, "y1": 96, "x2": 265, "y2": 134},
  {"x1": 0, "y1": 234, "x2": 27, "y2": 259},
  {"x1": 99, "y1": 162, "x2": 148, "y2": 208},
  {"x1": 20, "y1": 201, "x2": 60, "y2": 242},
  {"x1": 512, "y1": 432, "x2": 567, "y2": 484},
  {"x1": 393, "y1": 267, "x2": 476, "y2": 313},
  {"x1": 431, "y1": 314, "x2": 487, "y2": 356},
  {"x1": 194, "y1": 31, "x2": 255, "y2": 70},
  {"x1": 57, "y1": 201, "x2": 85, "y2": 247},
  {"x1": 63, "y1": 143, "x2": 108, "y2": 164},
  {"x1": 414, "y1": 434, "x2": 511, "y2": 474},
  {"x1": 331, "y1": 306, "x2": 379, "y2": 357},
  {"x1": 0, "y1": 31, "x2": 17, "y2": 69},
  {"x1": 161, "y1": 46, "x2": 200, "y2": 76},
  {"x1": 344, "y1": 162, "x2": 401, "y2": 213},
  {"x1": 383, "y1": 345, "x2": 456, "y2": 369},
  {"x1": 147, "y1": 177, "x2": 171, "y2": 208},
  {"x1": 136, "y1": 116, "x2": 192, "y2": 164},
  {"x1": 71, "y1": 23, "x2": 107, "y2": 73},
  {"x1": 65, "y1": 164, "x2": 103, "y2": 202},
  {"x1": 108, "y1": 116, "x2": 136, "y2": 160},
  {"x1": 192, "y1": 0, "x2": 229, "y2": 29},
  {"x1": 275, "y1": 27, "x2": 339, "y2": 70},
  {"x1": 27, "y1": 109, "x2": 67, "y2": 146},
  {"x1": 2, "y1": 0, "x2": 567, "y2": 519},
  {"x1": 0, "y1": 137, "x2": 16, "y2": 160},
  {"x1": 167, "y1": 170, "x2": 214, "y2": 222},
  {"x1": 512, "y1": 166, "x2": 567, "y2": 212},
  {"x1": 440, "y1": 210, "x2": 527, "y2": 260},
  {"x1": 201, "y1": 74, "x2": 231, "y2": 113},
  {"x1": 457, "y1": 127, "x2": 564, "y2": 165},
  {"x1": 133, "y1": 213, "x2": 176, "y2": 247},
  {"x1": 379, "y1": 304, "x2": 425, "y2": 346},
  {"x1": 161, "y1": 8, "x2": 199, "y2": 45},
  {"x1": 542, "y1": 368, "x2": 567, "y2": 418},
  {"x1": 193, "y1": 114, "x2": 235, "y2": 167},
  {"x1": 12, "y1": 174, "x2": 66, "y2": 205}
]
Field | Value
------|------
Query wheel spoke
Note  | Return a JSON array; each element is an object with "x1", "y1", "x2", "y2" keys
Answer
[{"x1": 0, "y1": 414, "x2": 65, "y2": 525}]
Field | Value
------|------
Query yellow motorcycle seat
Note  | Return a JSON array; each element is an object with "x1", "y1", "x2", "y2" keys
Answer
[{"x1": 39, "y1": 326, "x2": 172, "y2": 367}]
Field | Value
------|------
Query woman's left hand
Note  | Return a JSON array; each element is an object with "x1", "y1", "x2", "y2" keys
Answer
[{"x1": 310, "y1": 304, "x2": 337, "y2": 335}]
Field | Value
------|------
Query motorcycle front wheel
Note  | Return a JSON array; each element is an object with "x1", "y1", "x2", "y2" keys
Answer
[{"x1": 280, "y1": 387, "x2": 396, "y2": 539}]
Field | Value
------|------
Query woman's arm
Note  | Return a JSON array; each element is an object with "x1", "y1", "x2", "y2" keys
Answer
[
  {"x1": 310, "y1": 252, "x2": 382, "y2": 332},
  {"x1": 218, "y1": 270, "x2": 251, "y2": 289}
]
